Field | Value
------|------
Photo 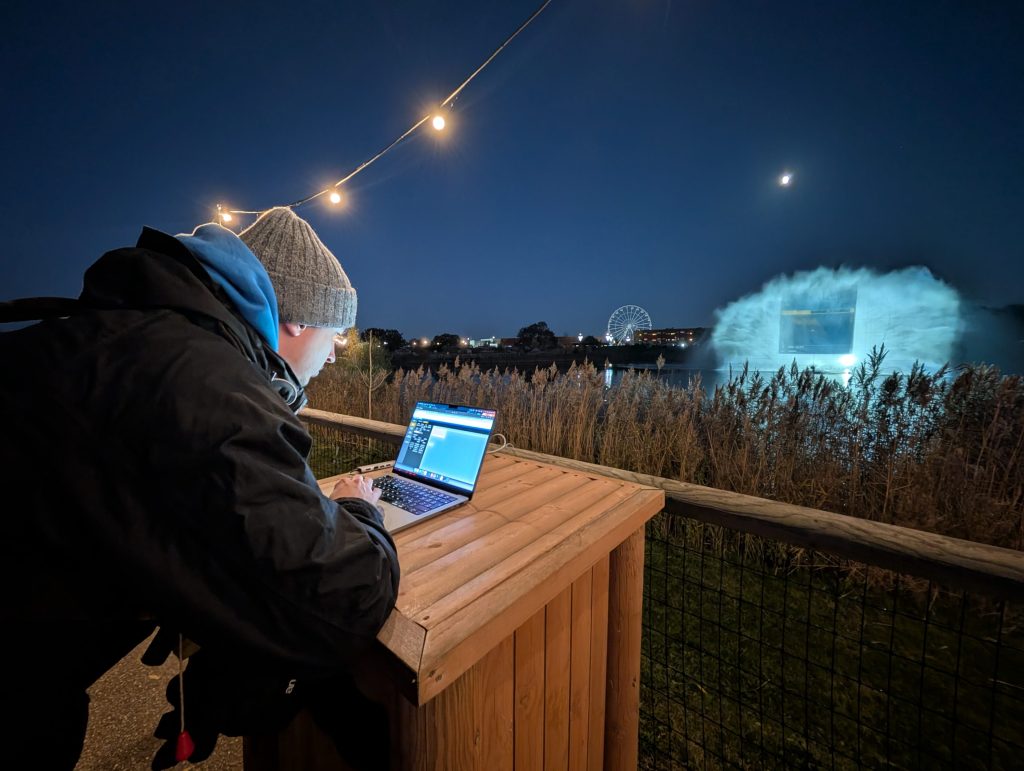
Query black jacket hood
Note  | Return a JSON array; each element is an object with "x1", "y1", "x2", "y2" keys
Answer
[{"x1": 80, "y1": 227, "x2": 306, "y2": 411}]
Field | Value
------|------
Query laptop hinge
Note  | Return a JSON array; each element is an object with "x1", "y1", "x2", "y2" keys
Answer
[{"x1": 391, "y1": 467, "x2": 470, "y2": 498}]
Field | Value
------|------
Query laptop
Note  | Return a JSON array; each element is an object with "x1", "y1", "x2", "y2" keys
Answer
[{"x1": 370, "y1": 401, "x2": 497, "y2": 533}]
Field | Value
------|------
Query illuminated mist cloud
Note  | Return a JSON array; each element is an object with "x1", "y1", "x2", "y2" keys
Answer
[{"x1": 711, "y1": 266, "x2": 962, "y2": 373}]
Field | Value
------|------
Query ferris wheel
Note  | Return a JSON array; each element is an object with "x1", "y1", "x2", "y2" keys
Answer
[{"x1": 606, "y1": 305, "x2": 652, "y2": 344}]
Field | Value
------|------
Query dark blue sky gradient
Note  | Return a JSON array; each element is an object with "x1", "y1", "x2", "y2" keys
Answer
[{"x1": 2, "y1": 0, "x2": 1022, "y2": 339}]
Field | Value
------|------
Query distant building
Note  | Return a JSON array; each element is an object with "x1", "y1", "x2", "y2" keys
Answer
[
  {"x1": 634, "y1": 327, "x2": 708, "y2": 346},
  {"x1": 494, "y1": 336, "x2": 579, "y2": 349},
  {"x1": 470, "y1": 337, "x2": 500, "y2": 348}
]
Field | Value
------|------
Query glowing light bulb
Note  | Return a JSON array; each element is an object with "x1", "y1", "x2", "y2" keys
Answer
[
  {"x1": 220, "y1": 212, "x2": 232, "y2": 223},
  {"x1": 329, "y1": 191, "x2": 343, "y2": 205},
  {"x1": 432, "y1": 115, "x2": 446, "y2": 131}
]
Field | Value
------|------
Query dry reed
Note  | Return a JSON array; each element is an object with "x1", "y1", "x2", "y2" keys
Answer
[{"x1": 307, "y1": 348, "x2": 1024, "y2": 551}]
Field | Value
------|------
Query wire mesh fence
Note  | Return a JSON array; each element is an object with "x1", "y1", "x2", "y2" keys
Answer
[
  {"x1": 305, "y1": 423, "x2": 395, "y2": 480},
  {"x1": 640, "y1": 513, "x2": 1024, "y2": 770}
]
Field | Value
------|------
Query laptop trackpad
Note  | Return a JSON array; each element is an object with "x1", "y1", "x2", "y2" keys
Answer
[{"x1": 378, "y1": 500, "x2": 418, "y2": 533}]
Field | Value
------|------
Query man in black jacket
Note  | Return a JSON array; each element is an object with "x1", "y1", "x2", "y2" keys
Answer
[{"x1": 1, "y1": 206, "x2": 399, "y2": 768}]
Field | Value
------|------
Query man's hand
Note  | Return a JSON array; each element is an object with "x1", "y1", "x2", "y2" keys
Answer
[{"x1": 330, "y1": 473, "x2": 382, "y2": 505}]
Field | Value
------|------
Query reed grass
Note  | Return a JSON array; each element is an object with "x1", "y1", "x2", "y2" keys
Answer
[{"x1": 308, "y1": 348, "x2": 1023, "y2": 551}]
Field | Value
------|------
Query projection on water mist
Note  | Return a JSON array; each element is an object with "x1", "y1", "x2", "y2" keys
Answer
[
  {"x1": 778, "y1": 288, "x2": 858, "y2": 356},
  {"x1": 712, "y1": 266, "x2": 961, "y2": 374}
]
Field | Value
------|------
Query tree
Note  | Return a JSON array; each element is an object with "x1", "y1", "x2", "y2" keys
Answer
[
  {"x1": 431, "y1": 333, "x2": 461, "y2": 351},
  {"x1": 581, "y1": 335, "x2": 602, "y2": 346},
  {"x1": 516, "y1": 321, "x2": 557, "y2": 351},
  {"x1": 340, "y1": 328, "x2": 391, "y2": 419},
  {"x1": 361, "y1": 328, "x2": 406, "y2": 350}
]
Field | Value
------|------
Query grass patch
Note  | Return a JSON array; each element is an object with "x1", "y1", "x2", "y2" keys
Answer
[{"x1": 640, "y1": 515, "x2": 1024, "y2": 770}]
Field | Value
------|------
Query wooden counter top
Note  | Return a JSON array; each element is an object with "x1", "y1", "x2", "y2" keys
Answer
[{"x1": 318, "y1": 452, "x2": 664, "y2": 705}]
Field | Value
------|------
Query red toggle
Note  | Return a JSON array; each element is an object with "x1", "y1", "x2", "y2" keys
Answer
[{"x1": 175, "y1": 730, "x2": 195, "y2": 763}]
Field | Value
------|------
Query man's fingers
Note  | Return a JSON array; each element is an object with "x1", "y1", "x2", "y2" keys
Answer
[
  {"x1": 330, "y1": 472, "x2": 383, "y2": 505},
  {"x1": 361, "y1": 479, "x2": 381, "y2": 504}
]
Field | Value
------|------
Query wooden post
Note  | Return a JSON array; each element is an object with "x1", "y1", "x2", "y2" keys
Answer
[{"x1": 604, "y1": 527, "x2": 645, "y2": 770}]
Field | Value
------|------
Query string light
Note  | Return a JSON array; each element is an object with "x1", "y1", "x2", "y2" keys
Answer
[{"x1": 217, "y1": 0, "x2": 553, "y2": 223}]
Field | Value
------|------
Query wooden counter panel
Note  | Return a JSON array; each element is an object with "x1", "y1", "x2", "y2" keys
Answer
[
  {"x1": 322, "y1": 455, "x2": 662, "y2": 710},
  {"x1": 587, "y1": 556, "x2": 610, "y2": 771},
  {"x1": 544, "y1": 586, "x2": 572, "y2": 770},
  {"x1": 399, "y1": 478, "x2": 624, "y2": 618},
  {"x1": 409, "y1": 483, "x2": 635, "y2": 629},
  {"x1": 418, "y1": 489, "x2": 658, "y2": 703},
  {"x1": 568, "y1": 570, "x2": 593, "y2": 771},
  {"x1": 397, "y1": 470, "x2": 590, "y2": 579},
  {"x1": 604, "y1": 529, "x2": 645, "y2": 771},
  {"x1": 514, "y1": 608, "x2": 545, "y2": 770}
]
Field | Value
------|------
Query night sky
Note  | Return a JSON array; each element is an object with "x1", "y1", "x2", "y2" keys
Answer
[{"x1": 3, "y1": 0, "x2": 1022, "y2": 340}]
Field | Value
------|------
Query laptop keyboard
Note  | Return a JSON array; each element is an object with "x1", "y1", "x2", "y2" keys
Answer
[{"x1": 373, "y1": 475, "x2": 459, "y2": 516}]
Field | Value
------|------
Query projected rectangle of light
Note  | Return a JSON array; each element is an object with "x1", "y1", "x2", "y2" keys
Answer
[{"x1": 779, "y1": 288, "x2": 857, "y2": 355}]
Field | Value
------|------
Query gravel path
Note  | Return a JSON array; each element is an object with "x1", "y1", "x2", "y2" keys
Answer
[{"x1": 76, "y1": 630, "x2": 242, "y2": 770}]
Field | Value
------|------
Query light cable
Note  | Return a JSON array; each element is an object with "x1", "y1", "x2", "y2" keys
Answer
[{"x1": 226, "y1": 0, "x2": 554, "y2": 218}]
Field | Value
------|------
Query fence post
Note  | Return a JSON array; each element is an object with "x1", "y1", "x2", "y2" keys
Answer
[{"x1": 605, "y1": 526, "x2": 645, "y2": 769}]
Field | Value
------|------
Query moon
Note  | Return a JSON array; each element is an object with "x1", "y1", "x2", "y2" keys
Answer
[{"x1": 779, "y1": 172, "x2": 793, "y2": 186}]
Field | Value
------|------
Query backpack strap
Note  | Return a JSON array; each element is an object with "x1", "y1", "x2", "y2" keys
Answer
[
  {"x1": 1, "y1": 294, "x2": 308, "y2": 413},
  {"x1": 0, "y1": 297, "x2": 86, "y2": 323}
]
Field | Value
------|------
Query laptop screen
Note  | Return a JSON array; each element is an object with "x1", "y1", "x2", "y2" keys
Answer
[{"x1": 393, "y1": 402, "x2": 497, "y2": 493}]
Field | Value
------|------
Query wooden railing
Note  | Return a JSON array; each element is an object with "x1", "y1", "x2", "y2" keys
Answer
[{"x1": 302, "y1": 407, "x2": 1024, "y2": 602}]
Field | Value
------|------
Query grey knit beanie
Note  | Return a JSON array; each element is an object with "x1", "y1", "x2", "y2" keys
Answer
[{"x1": 239, "y1": 206, "x2": 357, "y2": 330}]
